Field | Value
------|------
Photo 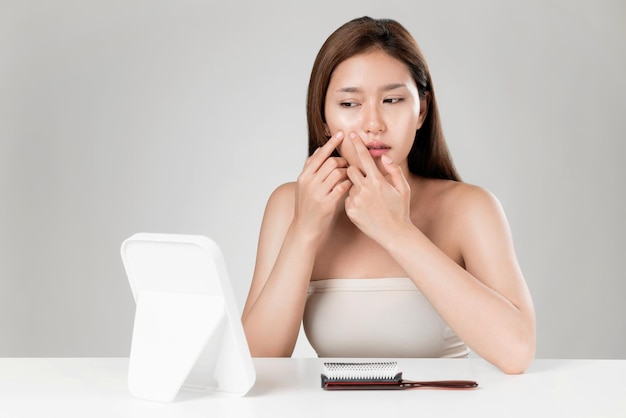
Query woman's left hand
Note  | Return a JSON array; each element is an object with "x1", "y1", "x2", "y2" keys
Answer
[{"x1": 343, "y1": 132, "x2": 413, "y2": 244}]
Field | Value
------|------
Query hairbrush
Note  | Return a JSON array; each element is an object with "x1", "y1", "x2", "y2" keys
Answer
[{"x1": 321, "y1": 362, "x2": 478, "y2": 390}]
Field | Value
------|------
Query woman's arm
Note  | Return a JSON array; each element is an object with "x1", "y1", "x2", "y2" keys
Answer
[
  {"x1": 345, "y1": 135, "x2": 536, "y2": 374},
  {"x1": 241, "y1": 183, "x2": 318, "y2": 357},
  {"x1": 386, "y1": 187, "x2": 536, "y2": 374},
  {"x1": 241, "y1": 132, "x2": 351, "y2": 356}
]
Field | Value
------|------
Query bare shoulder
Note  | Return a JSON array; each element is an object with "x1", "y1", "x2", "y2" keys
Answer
[
  {"x1": 417, "y1": 178, "x2": 501, "y2": 216},
  {"x1": 418, "y1": 179, "x2": 509, "y2": 253},
  {"x1": 260, "y1": 182, "x2": 297, "y2": 231},
  {"x1": 265, "y1": 182, "x2": 296, "y2": 214},
  {"x1": 442, "y1": 181, "x2": 503, "y2": 216},
  {"x1": 435, "y1": 180, "x2": 515, "y2": 264}
]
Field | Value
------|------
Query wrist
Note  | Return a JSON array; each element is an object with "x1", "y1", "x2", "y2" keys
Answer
[
  {"x1": 288, "y1": 218, "x2": 327, "y2": 250},
  {"x1": 379, "y1": 219, "x2": 419, "y2": 253}
]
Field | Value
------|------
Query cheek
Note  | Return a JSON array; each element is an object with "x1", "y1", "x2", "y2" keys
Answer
[
  {"x1": 397, "y1": 128, "x2": 417, "y2": 155},
  {"x1": 325, "y1": 108, "x2": 359, "y2": 134},
  {"x1": 336, "y1": 141, "x2": 349, "y2": 159},
  {"x1": 337, "y1": 141, "x2": 364, "y2": 171}
]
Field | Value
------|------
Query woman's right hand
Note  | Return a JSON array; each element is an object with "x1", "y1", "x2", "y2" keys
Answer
[{"x1": 293, "y1": 131, "x2": 351, "y2": 241}]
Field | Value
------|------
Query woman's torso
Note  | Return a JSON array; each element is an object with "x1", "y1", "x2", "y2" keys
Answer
[
  {"x1": 300, "y1": 176, "x2": 471, "y2": 358},
  {"x1": 303, "y1": 277, "x2": 469, "y2": 358}
]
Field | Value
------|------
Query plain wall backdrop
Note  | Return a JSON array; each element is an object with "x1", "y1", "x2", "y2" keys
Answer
[{"x1": 1, "y1": 0, "x2": 625, "y2": 358}]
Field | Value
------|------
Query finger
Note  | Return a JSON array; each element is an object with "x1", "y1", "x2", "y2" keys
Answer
[
  {"x1": 381, "y1": 155, "x2": 410, "y2": 192},
  {"x1": 306, "y1": 131, "x2": 344, "y2": 170},
  {"x1": 340, "y1": 133, "x2": 359, "y2": 168},
  {"x1": 346, "y1": 165, "x2": 365, "y2": 187},
  {"x1": 323, "y1": 167, "x2": 348, "y2": 191},
  {"x1": 316, "y1": 157, "x2": 348, "y2": 183},
  {"x1": 329, "y1": 179, "x2": 352, "y2": 199},
  {"x1": 349, "y1": 132, "x2": 381, "y2": 177}
]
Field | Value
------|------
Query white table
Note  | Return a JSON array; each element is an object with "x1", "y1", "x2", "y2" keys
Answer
[{"x1": 0, "y1": 357, "x2": 624, "y2": 417}]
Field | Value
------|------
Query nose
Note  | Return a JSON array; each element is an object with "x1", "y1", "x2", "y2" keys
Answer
[{"x1": 362, "y1": 103, "x2": 385, "y2": 134}]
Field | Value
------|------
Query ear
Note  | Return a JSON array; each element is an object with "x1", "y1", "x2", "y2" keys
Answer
[{"x1": 416, "y1": 91, "x2": 430, "y2": 130}]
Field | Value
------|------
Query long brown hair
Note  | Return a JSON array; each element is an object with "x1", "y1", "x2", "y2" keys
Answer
[{"x1": 306, "y1": 16, "x2": 461, "y2": 181}]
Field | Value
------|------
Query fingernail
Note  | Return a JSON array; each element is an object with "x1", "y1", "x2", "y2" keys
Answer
[
  {"x1": 382, "y1": 155, "x2": 392, "y2": 164},
  {"x1": 349, "y1": 132, "x2": 357, "y2": 139},
  {"x1": 336, "y1": 131, "x2": 344, "y2": 139}
]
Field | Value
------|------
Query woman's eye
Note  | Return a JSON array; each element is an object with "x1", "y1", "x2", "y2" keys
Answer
[
  {"x1": 383, "y1": 97, "x2": 404, "y2": 104},
  {"x1": 340, "y1": 102, "x2": 359, "y2": 108}
]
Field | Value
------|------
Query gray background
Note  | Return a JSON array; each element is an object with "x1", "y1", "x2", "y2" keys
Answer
[{"x1": 1, "y1": 0, "x2": 624, "y2": 358}]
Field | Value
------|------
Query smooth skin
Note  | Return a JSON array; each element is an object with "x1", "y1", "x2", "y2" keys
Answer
[{"x1": 242, "y1": 50, "x2": 536, "y2": 374}]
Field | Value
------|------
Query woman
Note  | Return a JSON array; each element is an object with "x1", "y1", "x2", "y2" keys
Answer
[{"x1": 242, "y1": 16, "x2": 535, "y2": 374}]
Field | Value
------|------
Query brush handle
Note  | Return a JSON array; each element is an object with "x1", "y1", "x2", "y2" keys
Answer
[
  {"x1": 322, "y1": 379, "x2": 478, "y2": 390},
  {"x1": 400, "y1": 379, "x2": 478, "y2": 389}
]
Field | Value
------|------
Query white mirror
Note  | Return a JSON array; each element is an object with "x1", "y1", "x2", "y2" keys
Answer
[{"x1": 121, "y1": 233, "x2": 256, "y2": 402}]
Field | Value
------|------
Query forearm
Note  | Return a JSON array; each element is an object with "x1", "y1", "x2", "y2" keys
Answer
[
  {"x1": 242, "y1": 225, "x2": 319, "y2": 357},
  {"x1": 384, "y1": 225, "x2": 535, "y2": 374}
]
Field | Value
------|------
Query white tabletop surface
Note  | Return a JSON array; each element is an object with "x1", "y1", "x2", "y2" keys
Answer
[{"x1": 0, "y1": 357, "x2": 624, "y2": 417}]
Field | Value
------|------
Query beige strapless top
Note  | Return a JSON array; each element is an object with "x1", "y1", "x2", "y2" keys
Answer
[{"x1": 303, "y1": 278, "x2": 469, "y2": 358}]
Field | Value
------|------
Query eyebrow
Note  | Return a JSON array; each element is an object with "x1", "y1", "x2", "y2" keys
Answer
[{"x1": 335, "y1": 83, "x2": 408, "y2": 93}]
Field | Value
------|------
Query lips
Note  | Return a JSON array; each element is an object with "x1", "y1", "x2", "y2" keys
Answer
[{"x1": 366, "y1": 141, "x2": 390, "y2": 157}]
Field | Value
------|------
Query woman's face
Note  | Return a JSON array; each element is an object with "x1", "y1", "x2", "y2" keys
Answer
[{"x1": 324, "y1": 49, "x2": 427, "y2": 173}]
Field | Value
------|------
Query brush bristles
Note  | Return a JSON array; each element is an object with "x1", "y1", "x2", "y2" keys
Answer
[{"x1": 322, "y1": 362, "x2": 399, "y2": 381}]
